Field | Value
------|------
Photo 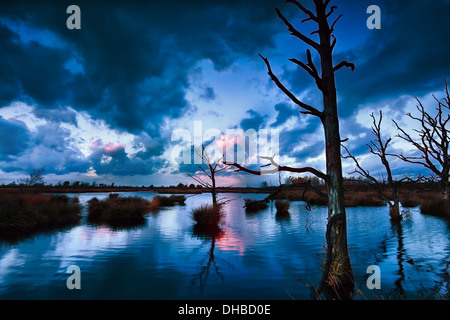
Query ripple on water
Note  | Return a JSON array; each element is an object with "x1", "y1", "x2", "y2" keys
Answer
[{"x1": 0, "y1": 192, "x2": 448, "y2": 299}]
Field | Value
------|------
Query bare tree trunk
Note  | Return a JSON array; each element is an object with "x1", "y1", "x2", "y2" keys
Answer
[
  {"x1": 314, "y1": 14, "x2": 353, "y2": 296},
  {"x1": 227, "y1": 0, "x2": 356, "y2": 299},
  {"x1": 318, "y1": 74, "x2": 354, "y2": 300},
  {"x1": 441, "y1": 172, "x2": 449, "y2": 200},
  {"x1": 211, "y1": 167, "x2": 218, "y2": 206},
  {"x1": 389, "y1": 184, "x2": 401, "y2": 220},
  {"x1": 389, "y1": 202, "x2": 401, "y2": 220}
]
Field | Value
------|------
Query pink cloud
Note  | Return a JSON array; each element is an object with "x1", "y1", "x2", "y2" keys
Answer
[{"x1": 89, "y1": 139, "x2": 126, "y2": 154}]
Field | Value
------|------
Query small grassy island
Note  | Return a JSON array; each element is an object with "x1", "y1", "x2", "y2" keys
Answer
[
  {"x1": 87, "y1": 193, "x2": 151, "y2": 228},
  {"x1": 0, "y1": 193, "x2": 82, "y2": 240}
]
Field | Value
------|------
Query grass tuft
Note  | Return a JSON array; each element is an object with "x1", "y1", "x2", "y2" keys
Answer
[
  {"x1": 87, "y1": 194, "x2": 150, "y2": 228},
  {"x1": 192, "y1": 204, "x2": 223, "y2": 226},
  {"x1": 149, "y1": 195, "x2": 186, "y2": 208},
  {"x1": 275, "y1": 200, "x2": 290, "y2": 214},
  {"x1": 419, "y1": 195, "x2": 450, "y2": 218},
  {"x1": 244, "y1": 199, "x2": 268, "y2": 213},
  {"x1": 0, "y1": 193, "x2": 82, "y2": 240}
]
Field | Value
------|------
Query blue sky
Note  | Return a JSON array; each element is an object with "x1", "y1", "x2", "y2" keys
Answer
[{"x1": 0, "y1": 0, "x2": 449, "y2": 187}]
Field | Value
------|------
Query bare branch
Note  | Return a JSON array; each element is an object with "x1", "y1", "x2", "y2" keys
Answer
[
  {"x1": 326, "y1": 5, "x2": 337, "y2": 18},
  {"x1": 289, "y1": 50, "x2": 323, "y2": 90},
  {"x1": 275, "y1": 8, "x2": 320, "y2": 51},
  {"x1": 225, "y1": 155, "x2": 328, "y2": 182},
  {"x1": 187, "y1": 174, "x2": 211, "y2": 189},
  {"x1": 329, "y1": 14, "x2": 342, "y2": 33},
  {"x1": 333, "y1": 61, "x2": 355, "y2": 72},
  {"x1": 330, "y1": 34, "x2": 337, "y2": 51},
  {"x1": 285, "y1": 0, "x2": 318, "y2": 22},
  {"x1": 259, "y1": 54, "x2": 323, "y2": 118}
]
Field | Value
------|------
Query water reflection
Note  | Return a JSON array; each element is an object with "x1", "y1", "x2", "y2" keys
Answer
[
  {"x1": 275, "y1": 210, "x2": 291, "y2": 223},
  {"x1": 190, "y1": 226, "x2": 227, "y2": 295},
  {"x1": 0, "y1": 192, "x2": 449, "y2": 299},
  {"x1": 391, "y1": 219, "x2": 406, "y2": 298}
]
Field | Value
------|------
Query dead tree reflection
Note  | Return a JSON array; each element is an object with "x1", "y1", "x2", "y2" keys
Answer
[{"x1": 190, "y1": 226, "x2": 233, "y2": 295}]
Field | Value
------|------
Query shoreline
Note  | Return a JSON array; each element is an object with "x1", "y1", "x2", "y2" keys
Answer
[{"x1": 0, "y1": 186, "x2": 276, "y2": 194}]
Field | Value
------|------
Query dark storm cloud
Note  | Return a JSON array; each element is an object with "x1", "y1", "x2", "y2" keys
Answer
[
  {"x1": 277, "y1": 117, "x2": 322, "y2": 161},
  {"x1": 270, "y1": 102, "x2": 299, "y2": 127},
  {"x1": 33, "y1": 107, "x2": 77, "y2": 125},
  {"x1": 0, "y1": 116, "x2": 30, "y2": 160},
  {"x1": 240, "y1": 109, "x2": 269, "y2": 131},
  {"x1": 0, "y1": 0, "x2": 284, "y2": 135},
  {"x1": 282, "y1": 0, "x2": 450, "y2": 119}
]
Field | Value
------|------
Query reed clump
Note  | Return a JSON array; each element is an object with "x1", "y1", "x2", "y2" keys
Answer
[
  {"x1": 87, "y1": 193, "x2": 150, "y2": 227},
  {"x1": 344, "y1": 191, "x2": 385, "y2": 207},
  {"x1": 149, "y1": 195, "x2": 186, "y2": 208},
  {"x1": 275, "y1": 200, "x2": 290, "y2": 214},
  {"x1": 244, "y1": 199, "x2": 268, "y2": 213},
  {"x1": 192, "y1": 204, "x2": 223, "y2": 227},
  {"x1": 419, "y1": 195, "x2": 450, "y2": 218},
  {"x1": 0, "y1": 193, "x2": 82, "y2": 238}
]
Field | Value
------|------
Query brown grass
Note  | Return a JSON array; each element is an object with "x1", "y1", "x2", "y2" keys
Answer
[
  {"x1": 419, "y1": 194, "x2": 450, "y2": 218},
  {"x1": 0, "y1": 193, "x2": 82, "y2": 239},
  {"x1": 87, "y1": 193, "x2": 150, "y2": 227},
  {"x1": 244, "y1": 199, "x2": 268, "y2": 213},
  {"x1": 275, "y1": 200, "x2": 290, "y2": 214},
  {"x1": 344, "y1": 191, "x2": 386, "y2": 207},
  {"x1": 191, "y1": 204, "x2": 223, "y2": 226},
  {"x1": 191, "y1": 203, "x2": 224, "y2": 237},
  {"x1": 149, "y1": 195, "x2": 186, "y2": 208}
]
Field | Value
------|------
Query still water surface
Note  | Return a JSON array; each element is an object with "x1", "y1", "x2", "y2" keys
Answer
[{"x1": 0, "y1": 192, "x2": 449, "y2": 299}]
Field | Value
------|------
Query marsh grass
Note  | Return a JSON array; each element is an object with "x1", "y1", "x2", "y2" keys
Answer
[
  {"x1": 0, "y1": 193, "x2": 82, "y2": 240},
  {"x1": 244, "y1": 199, "x2": 268, "y2": 213},
  {"x1": 192, "y1": 204, "x2": 223, "y2": 226},
  {"x1": 419, "y1": 195, "x2": 450, "y2": 218},
  {"x1": 149, "y1": 195, "x2": 186, "y2": 209},
  {"x1": 87, "y1": 193, "x2": 150, "y2": 227},
  {"x1": 275, "y1": 200, "x2": 290, "y2": 214},
  {"x1": 344, "y1": 191, "x2": 385, "y2": 207},
  {"x1": 400, "y1": 198, "x2": 420, "y2": 208}
]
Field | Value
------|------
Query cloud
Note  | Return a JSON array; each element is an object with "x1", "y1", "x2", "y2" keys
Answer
[
  {"x1": 270, "y1": 102, "x2": 299, "y2": 127},
  {"x1": 200, "y1": 87, "x2": 217, "y2": 101},
  {"x1": 336, "y1": 0, "x2": 450, "y2": 117},
  {"x1": 1, "y1": 1, "x2": 448, "y2": 184},
  {"x1": 239, "y1": 109, "x2": 269, "y2": 131},
  {"x1": 0, "y1": 0, "x2": 284, "y2": 134},
  {"x1": 0, "y1": 116, "x2": 30, "y2": 160},
  {"x1": 280, "y1": 0, "x2": 450, "y2": 120}
]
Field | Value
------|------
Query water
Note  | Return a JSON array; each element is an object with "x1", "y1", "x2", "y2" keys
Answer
[{"x1": 0, "y1": 192, "x2": 449, "y2": 300}]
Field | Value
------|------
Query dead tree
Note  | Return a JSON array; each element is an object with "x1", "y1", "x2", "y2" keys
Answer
[
  {"x1": 20, "y1": 167, "x2": 46, "y2": 187},
  {"x1": 393, "y1": 80, "x2": 450, "y2": 199},
  {"x1": 342, "y1": 111, "x2": 411, "y2": 220},
  {"x1": 188, "y1": 145, "x2": 228, "y2": 207},
  {"x1": 225, "y1": 0, "x2": 355, "y2": 299}
]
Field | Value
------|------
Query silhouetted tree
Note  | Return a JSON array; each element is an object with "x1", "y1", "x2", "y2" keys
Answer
[
  {"x1": 188, "y1": 145, "x2": 228, "y2": 206},
  {"x1": 342, "y1": 111, "x2": 415, "y2": 220},
  {"x1": 393, "y1": 80, "x2": 450, "y2": 199},
  {"x1": 20, "y1": 167, "x2": 46, "y2": 187},
  {"x1": 226, "y1": 0, "x2": 355, "y2": 299}
]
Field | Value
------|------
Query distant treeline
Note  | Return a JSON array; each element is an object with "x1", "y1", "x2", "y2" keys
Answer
[{"x1": 0, "y1": 176, "x2": 443, "y2": 193}]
